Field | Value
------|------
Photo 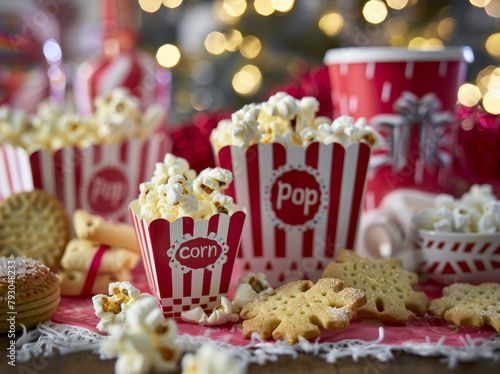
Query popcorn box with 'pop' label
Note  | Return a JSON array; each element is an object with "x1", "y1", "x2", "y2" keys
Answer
[
  {"x1": 216, "y1": 141, "x2": 371, "y2": 287},
  {"x1": 0, "y1": 133, "x2": 170, "y2": 223},
  {"x1": 129, "y1": 200, "x2": 246, "y2": 319}
]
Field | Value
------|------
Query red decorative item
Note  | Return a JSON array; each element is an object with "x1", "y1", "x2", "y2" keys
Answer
[
  {"x1": 324, "y1": 47, "x2": 473, "y2": 209},
  {"x1": 452, "y1": 104, "x2": 500, "y2": 197},
  {"x1": 74, "y1": 0, "x2": 171, "y2": 117}
]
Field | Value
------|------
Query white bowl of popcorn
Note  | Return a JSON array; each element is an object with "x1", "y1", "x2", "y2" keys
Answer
[
  {"x1": 413, "y1": 185, "x2": 500, "y2": 284},
  {"x1": 210, "y1": 92, "x2": 380, "y2": 286},
  {"x1": 0, "y1": 88, "x2": 170, "y2": 223},
  {"x1": 129, "y1": 154, "x2": 246, "y2": 319}
]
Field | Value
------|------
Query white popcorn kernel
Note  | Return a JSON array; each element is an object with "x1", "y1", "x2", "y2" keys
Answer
[
  {"x1": 478, "y1": 214, "x2": 497, "y2": 233},
  {"x1": 231, "y1": 104, "x2": 260, "y2": 149},
  {"x1": 210, "y1": 193, "x2": 240, "y2": 215},
  {"x1": 434, "y1": 194, "x2": 456, "y2": 210},
  {"x1": 181, "y1": 344, "x2": 245, "y2": 374},
  {"x1": 412, "y1": 208, "x2": 439, "y2": 230},
  {"x1": 232, "y1": 272, "x2": 273, "y2": 312},
  {"x1": 452, "y1": 206, "x2": 472, "y2": 232},
  {"x1": 181, "y1": 297, "x2": 239, "y2": 326},
  {"x1": 483, "y1": 201, "x2": 500, "y2": 230},
  {"x1": 93, "y1": 281, "x2": 144, "y2": 333}
]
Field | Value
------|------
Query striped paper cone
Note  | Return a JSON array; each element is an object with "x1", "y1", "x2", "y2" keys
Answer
[
  {"x1": 0, "y1": 144, "x2": 34, "y2": 201},
  {"x1": 216, "y1": 141, "x2": 371, "y2": 287},
  {"x1": 1, "y1": 133, "x2": 170, "y2": 224},
  {"x1": 415, "y1": 229, "x2": 500, "y2": 284},
  {"x1": 129, "y1": 201, "x2": 246, "y2": 319}
]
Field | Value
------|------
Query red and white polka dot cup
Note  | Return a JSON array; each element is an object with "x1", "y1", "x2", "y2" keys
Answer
[{"x1": 324, "y1": 47, "x2": 474, "y2": 210}]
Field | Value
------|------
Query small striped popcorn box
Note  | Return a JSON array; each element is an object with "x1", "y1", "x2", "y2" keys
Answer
[
  {"x1": 215, "y1": 141, "x2": 371, "y2": 287},
  {"x1": 415, "y1": 229, "x2": 500, "y2": 285},
  {"x1": 0, "y1": 133, "x2": 170, "y2": 223},
  {"x1": 129, "y1": 200, "x2": 246, "y2": 319}
]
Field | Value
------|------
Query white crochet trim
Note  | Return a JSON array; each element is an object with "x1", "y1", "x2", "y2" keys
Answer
[{"x1": 15, "y1": 321, "x2": 500, "y2": 369}]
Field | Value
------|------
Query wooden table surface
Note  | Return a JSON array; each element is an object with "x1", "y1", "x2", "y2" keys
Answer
[{"x1": 1, "y1": 332, "x2": 498, "y2": 374}]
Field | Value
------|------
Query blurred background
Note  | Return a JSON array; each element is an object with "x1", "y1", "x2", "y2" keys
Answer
[{"x1": 1, "y1": 0, "x2": 499, "y2": 124}]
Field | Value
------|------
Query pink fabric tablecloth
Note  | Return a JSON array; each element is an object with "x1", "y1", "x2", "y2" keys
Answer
[{"x1": 51, "y1": 262, "x2": 497, "y2": 347}]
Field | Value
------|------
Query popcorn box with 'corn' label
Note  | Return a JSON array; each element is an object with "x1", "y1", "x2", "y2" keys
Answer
[
  {"x1": 129, "y1": 200, "x2": 246, "y2": 319},
  {"x1": 0, "y1": 133, "x2": 171, "y2": 223},
  {"x1": 216, "y1": 141, "x2": 371, "y2": 287}
]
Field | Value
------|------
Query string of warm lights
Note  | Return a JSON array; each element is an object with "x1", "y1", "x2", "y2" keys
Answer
[{"x1": 138, "y1": 0, "x2": 500, "y2": 115}]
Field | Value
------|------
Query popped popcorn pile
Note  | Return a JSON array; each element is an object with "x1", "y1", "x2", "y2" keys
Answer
[
  {"x1": 210, "y1": 91, "x2": 380, "y2": 151},
  {"x1": 0, "y1": 88, "x2": 165, "y2": 152},
  {"x1": 102, "y1": 295, "x2": 181, "y2": 374},
  {"x1": 137, "y1": 153, "x2": 241, "y2": 223},
  {"x1": 412, "y1": 184, "x2": 500, "y2": 233}
]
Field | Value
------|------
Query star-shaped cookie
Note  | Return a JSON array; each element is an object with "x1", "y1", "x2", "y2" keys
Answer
[
  {"x1": 240, "y1": 277, "x2": 366, "y2": 344},
  {"x1": 322, "y1": 249, "x2": 429, "y2": 326},
  {"x1": 429, "y1": 283, "x2": 500, "y2": 332}
]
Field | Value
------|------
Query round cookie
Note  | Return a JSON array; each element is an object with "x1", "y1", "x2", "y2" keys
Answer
[
  {"x1": 0, "y1": 189, "x2": 71, "y2": 270},
  {"x1": 0, "y1": 256, "x2": 61, "y2": 333}
]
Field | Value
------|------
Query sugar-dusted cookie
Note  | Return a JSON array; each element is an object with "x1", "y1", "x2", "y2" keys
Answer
[
  {"x1": 429, "y1": 283, "x2": 500, "y2": 332},
  {"x1": 0, "y1": 189, "x2": 71, "y2": 270},
  {"x1": 0, "y1": 256, "x2": 61, "y2": 332},
  {"x1": 73, "y1": 210, "x2": 139, "y2": 253},
  {"x1": 322, "y1": 249, "x2": 429, "y2": 326},
  {"x1": 240, "y1": 278, "x2": 366, "y2": 344},
  {"x1": 61, "y1": 239, "x2": 140, "y2": 273}
]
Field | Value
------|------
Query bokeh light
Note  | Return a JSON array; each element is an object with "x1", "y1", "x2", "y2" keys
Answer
[
  {"x1": 485, "y1": 33, "x2": 500, "y2": 57},
  {"x1": 239, "y1": 35, "x2": 262, "y2": 58},
  {"x1": 139, "y1": 0, "x2": 162, "y2": 13},
  {"x1": 363, "y1": 0, "x2": 388, "y2": 24},
  {"x1": 386, "y1": 0, "x2": 409, "y2": 10},
  {"x1": 162, "y1": 0, "x2": 182, "y2": 8},
  {"x1": 225, "y1": 29, "x2": 243, "y2": 52},
  {"x1": 205, "y1": 31, "x2": 227, "y2": 55},
  {"x1": 475, "y1": 66, "x2": 496, "y2": 96},
  {"x1": 212, "y1": 0, "x2": 241, "y2": 24},
  {"x1": 156, "y1": 44, "x2": 181, "y2": 68},
  {"x1": 458, "y1": 83, "x2": 482, "y2": 107},
  {"x1": 232, "y1": 64, "x2": 262, "y2": 95},
  {"x1": 408, "y1": 37, "x2": 443, "y2": 48},
  {"x1": 43, "y1": 39, "x2": 62, "y2": 64},
  {"x1": 483, "y1": 92, "x2": 500, "y2": 114},
  {"x1": 485, "y1": 0, "x2": 500, "y2": 17},
  {"x1": 318, "y1": 13, "x2": 344, "y2": 37},
  {"x1": 223, "y1": 0, "x2": 247, "y2": 17},
  {"x1": 271, "y1": 0, "x2": 295, "y2": 13},
  {"x1": 254, "y1": 0, "x2": 275, "y2": 15},
  {"x1": 469, "y1": 0, "x2": 491, "y2": 8},
  {"x1": 384, "y1": 17, "x2": 408, "y2": 46},
  {"x1": 437, "y1": 17, "x2": 456, "y2": 40}
]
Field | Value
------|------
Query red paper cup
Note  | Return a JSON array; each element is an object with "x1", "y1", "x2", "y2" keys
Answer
[
  {"x1": 129, "y1": 201, "x2": 246, "y2": 318},
  {"x1": 324, "y1": 47, "x2": 474, "y2": 210},
  {"x1": 0, "y1": 133, "x2": 171, "y2": 223},
  {"x1": 215, "y1": 142, "x2": 371, "y2": 287},
  {"x1": 415, "y1": 229, "x2": 500, "y2": 285}
]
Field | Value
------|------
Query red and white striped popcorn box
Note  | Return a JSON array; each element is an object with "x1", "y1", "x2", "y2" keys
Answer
[
  {"x1": 1, "y1": 134, "x2": 170, "y2": 223},
  {"x1": 415, "y1": 229, "x2": 500, "y2": 284},
  {"x1": 129, "y1": 201, "x2": 246, "y2": 319},
  {"x1": 215, "y1": 141, "x2": 371, "y2": 287},
  {"x1": 0, "y1": 144, "x2": 34, "y2": 201}
]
